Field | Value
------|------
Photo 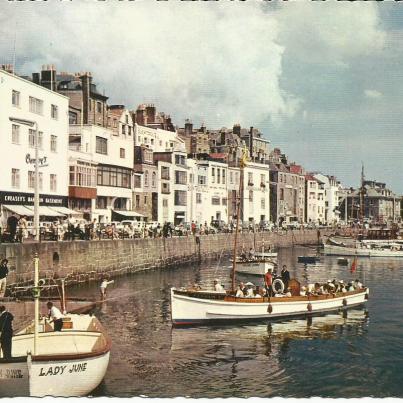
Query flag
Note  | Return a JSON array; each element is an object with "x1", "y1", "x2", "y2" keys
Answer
[{"x1": 350, "y1": 256, "x2": 357, "y2": 273}]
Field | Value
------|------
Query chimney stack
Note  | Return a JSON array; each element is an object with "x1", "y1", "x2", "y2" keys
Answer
[
  {"x1": 1, "y1": 64, "x2": 14, "y2": 74},
  {"x1": 184, "y1": 119, "x2": 193, "y2": 136}
]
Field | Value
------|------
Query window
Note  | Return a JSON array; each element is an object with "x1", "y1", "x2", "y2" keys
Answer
[
  {"x1": 37, "y1": 131, "x2": 43, "y2": 149},
  {"x1": 189, "y1": 173, "x2": 193, "y2": 184},
  {"x1": 11, "y1": 168, "x2": 20, "y2": 189},
  {"x1": 144, "y1": 196, "x2": 147, "y2": 204},
  {"x1": 96, "y1": 136, "x2": 108, "y2": 155},
  {"x1": 230, "y1": 171, "x2": 234, "y2": 184},
  {"x1": 212, "y1": 197, "x2": 220, "y2": 205},
  {"x1": 135, "y1": 195, "x2": 140, "y2": 207},
  {"x1": 261, "y1": 198, "x2": 265, "y2": 209},
  {"x1": 28, "y1": 171, "x2": 35, "y2": 189},
  {"x1": 51, "y1": 104, "x2": 58, "y2": 120},
  {"x1": 144, "y1": 171, "x2": 149, "y2": 186},
  {"x1": 134, "y1": 175, "x2": 141, "y2": 188},
  {"x1": 151, "y1": 139, "x2": 154, "y2": 146},
  {"x1": 248, "y1": 172, "x2": 253, "y2": 185},
  {"x1": 29, "y1": 96, "x2": 43, "y2": 115},
  {"x1": 69, "y1": 162, "x2": 97, "y2": 187},
  {"x1": 69, "y1": 111, "x2": 78, "y2": 124},
  {"x1": 198, "y1": 175, "x2": 206, "y2": 185},
  {"x1": 120, "y1": 148, "x2": 125, "y2": 158},
  {"x1": 175, "y1": 170, "x2": 187, "y2": 185},
  {"x1": 121, "y1": 125, "x2": 126, "y2": 135},
  {"x1": 249, "y1": 190, "x2": 253, "y2": 202},
  {"x1": 12, "y1": 124, "x2": 20, "y2": 144},
  {"x1": 161, "y1": 166, "x2": 170, "y2": 180},
  {"x1": 217, "y1": 168, "x2": 221, "y2": 184},
  {"x1": 50, "y1": 174, "x2": 57, "y2": 192},
  {"x1": 222, "y1": 169, "x2": 226, "y2": 185},
  {"x1": 261, "y1": 174, "x2": 266, "y2": 186},
  {"x1": 29, "y1": 129, "x2": 35, "y2": 148},
  {"x1": 174, "y1": 190, "x2": 187, "y2": 206},
  {"x1": 50, "y1": 135, "x2": 57, "y2": 152},
  {"x1": 12, "y1": 90, "x2": 20, "y2": 107},
  {"x1": 162, "y1": 199, "x2": 168, "y2": 208},
  {"x1": 96, "y1": 102, "x2": 102, "y2": 113},
  {"x1": 96, "y1": 165, "x2": 132, "y2": 188},
  {"x1": 162, "y1": 182, "x2": 170, "y2": 194},
  {"x1": 222, "y1": 198, "x2": 227, "y2": 206},
  {"x1": 128, "y1": 126, "x2": 132, "y2": 136},
  {"x1": 175, "y1": 154, "x2": 186, "y2": 166},
  {"x1": 152, "y1": 172, "x2": 156, "y2": 187},
  {"x1": 280, "y1": 188, "x2": 284, "y2": 201},
  {"x1": 196, "y1": 193, "x2": 202, "y2": 204},
  {"x1": 125, "y1": 115, "x2": 129, "y2": 124},
  {"x1": 211, "y1": 167, "x2": 215, "y2": 183}
]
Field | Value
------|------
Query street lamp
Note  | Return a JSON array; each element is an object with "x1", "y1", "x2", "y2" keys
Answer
[{"x1": 9, "y1": 117, "x2": 40, "y2": 241}]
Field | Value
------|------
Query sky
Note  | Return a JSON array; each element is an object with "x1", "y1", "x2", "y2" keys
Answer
[{"x1": 0, "y1": 0, "x2": 402, "y2": 194}]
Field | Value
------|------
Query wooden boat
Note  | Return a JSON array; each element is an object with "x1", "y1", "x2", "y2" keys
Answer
[
  {"x1": 171, "y1": 287, "x2": 369, "y2": 325},
  {"x1": 234, "y1": 260, "x2": 276, "y2": 276},
  {"x1": 170, "y1": 148, "x2": 369, "y2": 326},
  {"x1": 0, "y1": 256, "x2": 111, "y2": 397},
  {"x1": 337, "y1": 257, "x2": 349, "y2": 266},
  {"x1": 324, "y1": 239, "x2": 403, "y2": 257},
  {"x1": 297, "y1": 255, "x2": 320, "y2": 264},
  {"x1": 0, "y1": 313, "x2": 111, "y2": 397}
]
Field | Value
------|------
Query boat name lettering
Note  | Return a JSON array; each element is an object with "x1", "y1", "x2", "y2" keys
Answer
[
  {"x1": 38, "y1": 363, "x2": 87, "y2": 377},
  {"x1": 0, "y1": 368, "x2": 23, "y2": 379}
]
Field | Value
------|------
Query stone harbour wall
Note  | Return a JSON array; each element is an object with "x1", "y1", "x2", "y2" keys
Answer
[{"x1": 0, "y1": 229, "x2": 331, "y2": 291}]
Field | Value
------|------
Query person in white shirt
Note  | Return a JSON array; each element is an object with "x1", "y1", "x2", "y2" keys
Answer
[
  {"x1": 100, "y1": 278, "x2": 115, "y2": 299},
  {"x1": 47, "y1": 301, "x2": 64, "y2": 331},
  {"x1": 235, "y1": 286, "x2": 244, "y2": 298},
  {"x1": 300, "y1": 286, "x2": 307, "y2": 296},
  {"x1": 355, "y1": 279, "x2": 363, "y2": 289},
  {"x1": 213, "y1": 279, "x2": 225, "y2": 292},
  {"x1": 245, "y1": 285, "x2": 255, "y2": 298}
]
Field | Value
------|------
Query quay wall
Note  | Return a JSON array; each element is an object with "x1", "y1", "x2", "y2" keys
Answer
[{"x1": 0, "y1": 230, "x2": 332, "y2": 290}]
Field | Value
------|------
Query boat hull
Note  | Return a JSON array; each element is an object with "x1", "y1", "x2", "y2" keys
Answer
[
  {"x1": 171, "y1": 288, "x2": 369, "y2": 325},
  {"x1": 324, "y1": 244, "x2": 403, "y2": 257},
  {"x1": 235, "y1": 261, "x2": 275, "y2": 276}
]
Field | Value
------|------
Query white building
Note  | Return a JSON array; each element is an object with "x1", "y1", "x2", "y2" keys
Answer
[
  {"x1": 134, "y1": 124, "x2": 185, "y2": 153},
  {"x1": 242, "y1": 163, "x2": 270, "y2": 224},
  {"x1": 305, "y1": 175, "x2": 326, "y2": 224},
  {"x1": 313, "y1": 173, "x2": 341, "y2": 224},
  {"x1": 68, "y1": 124, "x2": 134, "y2": 223},
  {"x1": 0, "y1": 68, "x2": 70, "y2": 223},
  {"x1": 191, "y1": 160, "x2": 228, "y2": 225}
]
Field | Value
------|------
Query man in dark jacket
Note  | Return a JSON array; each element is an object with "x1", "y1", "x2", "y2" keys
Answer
[
  {"x1": 281, "y1": 265, "x2": 291, "y2": 290},
  {"x1": 0, "y1": 259, "x2": 8, "y2": 298},
  {"x1": 7, "y1": 214, "x2": 18, "y2": 243},
  {"x1": 0, "y1": 305, "x2": 13, "y2": 359}
]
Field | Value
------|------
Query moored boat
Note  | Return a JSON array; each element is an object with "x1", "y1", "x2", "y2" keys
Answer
[
  {"x1": 324, "y1": 239, "x2": 403, "y2": 257},
  {"x1": 0, "y1": 313, "x2": 111, "y2": 397},
  {"x1": 171, "y1": 287, "x2": 369, "y2": 326}
]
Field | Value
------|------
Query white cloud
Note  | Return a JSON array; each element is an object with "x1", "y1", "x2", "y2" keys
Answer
[
  {"x1": 364, "y1": 89, "x2": 383, "y2": 99},
  {"x1": 0, "y1": 1, "x2": 386, "y2": 129}
]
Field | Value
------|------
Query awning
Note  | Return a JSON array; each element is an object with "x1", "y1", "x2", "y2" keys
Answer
[
  {"x1": 2, "y1": 205, "x2": 34, "y2": 216},
  {"x1": 37, "y1": 206, "x2": 65, "y2": 217},
  {"x1": 50, "y1": 206, "x2": 80, "y2": 216},
  {"x1": 113, "y1": 210, "x2": 144, "y2": 218}
]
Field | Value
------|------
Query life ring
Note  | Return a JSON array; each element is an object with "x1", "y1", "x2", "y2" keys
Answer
[{"x1": 272, "y1": 278, "x2": 285, "y2": 294}]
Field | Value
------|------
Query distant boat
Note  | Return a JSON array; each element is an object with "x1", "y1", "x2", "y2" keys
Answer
[
  {"x1": 337, "y1": 257, "x2": 349, "y2": 266},
  {"x1": 0, "y1": 313, "x2": 111, "y2": 397},
  {"x1": 234, "y1": 259, "x2": 277, "y2": 276},
  {"x1": 297, "y1": 256, "x2": 320, "y2": 264}
]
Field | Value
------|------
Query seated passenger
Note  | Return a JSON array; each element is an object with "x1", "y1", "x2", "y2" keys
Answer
[
  {"x1": 245, "y1": 285, "x2": 255, "y2": 298},
  {"x1": 300, "y1": 286, "x2": 307, "y2": 296},
  {"x1": 354, "y1": 279, "x2": 363, "y2": 289},
  {"x1": 339, "y1": 280, "x2": 347, "y2": 292},
  {"x1": 213, "y1": 279, "x2": 225, "y2": 292},
  {"x1": 235, "y1": 286, "x2": 244, "y2": 298},
  {"x1": 307, "y1": 283, "x2": 315, "y2": 294},
  {"x1": 284, "y1": 288, "x2": 292, "y2": 297},
  {"x1": 347, "y1": 282, "x2": 355, "y2": 291}
]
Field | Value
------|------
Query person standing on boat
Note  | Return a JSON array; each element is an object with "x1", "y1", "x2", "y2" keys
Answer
[
  {"x1": 0, "y1": 305, "x2": 13, "y2": 359},
  {"x1": 47, "y1": 301, "x2": 64, "y2": 332},
  {"x1": 280, "y1": 265, "x2": 290, "y2": 290},
  {"x1": 100, "y1": 278, "x2": 115, "y2": 299},
  {"x1": 264, "y1": 269, "x2": 274, "y2": 297},
  {"x1": 0, "y1": 259, "x2": 9, "y2": 298}
]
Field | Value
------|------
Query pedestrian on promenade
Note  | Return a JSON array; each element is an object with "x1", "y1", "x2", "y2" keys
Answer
[
  {"x1": 47, "y1": 301, "x2": 64, "y2": 332},
  {"x1": 0, "y1": 259, "x2": 9, "y2": 298},
  {"x1": 0, "y1": 305, "x2": 13, "y2": 359},
  {"x1": 7, "y1": 214, "x2": 18, "y2": 243},
  {"x1": 191, "y1": 221, "x2": 196, "y2": 235}
]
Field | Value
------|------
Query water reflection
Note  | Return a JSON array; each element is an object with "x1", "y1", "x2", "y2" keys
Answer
[{"x1": 65, "y1": 246, "x2": 403, "y2": 398}]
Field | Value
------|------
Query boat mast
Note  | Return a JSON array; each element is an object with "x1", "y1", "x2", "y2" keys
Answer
[
  {"x1": 231, "y1": 147, "x2": 247, "y2": 292},
  {"x1": 360, "y1": 163, "x2": 365, "y2": 224}
]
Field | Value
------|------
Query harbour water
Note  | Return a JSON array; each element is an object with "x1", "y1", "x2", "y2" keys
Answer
[{"x1": 67, "y1": 246, "x2": 403, "y2": 398}]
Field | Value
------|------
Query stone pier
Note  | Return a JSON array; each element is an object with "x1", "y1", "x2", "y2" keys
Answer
[{"x1": 0, "y1": 229, "x2": 331, "y2": 291}]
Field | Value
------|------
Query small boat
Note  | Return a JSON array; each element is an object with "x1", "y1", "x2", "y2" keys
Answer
[
  {"x1": 324, "y1": 238, "x2": 403, "y2": 258},
  {"x1": 235, "y1": 259, "x2": 276, "y2": 276},
  {"x1": 297, "y1": 256, "x2": 320, "y2": 264},
  {"x1": 0, "y1": 314, "x2": 111, "y2": 397},
  {"x1": 0, "y1": 256, "x2": 111, "y2": 397},
  {"x1": 337, "y1": 257, "x2": 349, "y2": 266}
]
